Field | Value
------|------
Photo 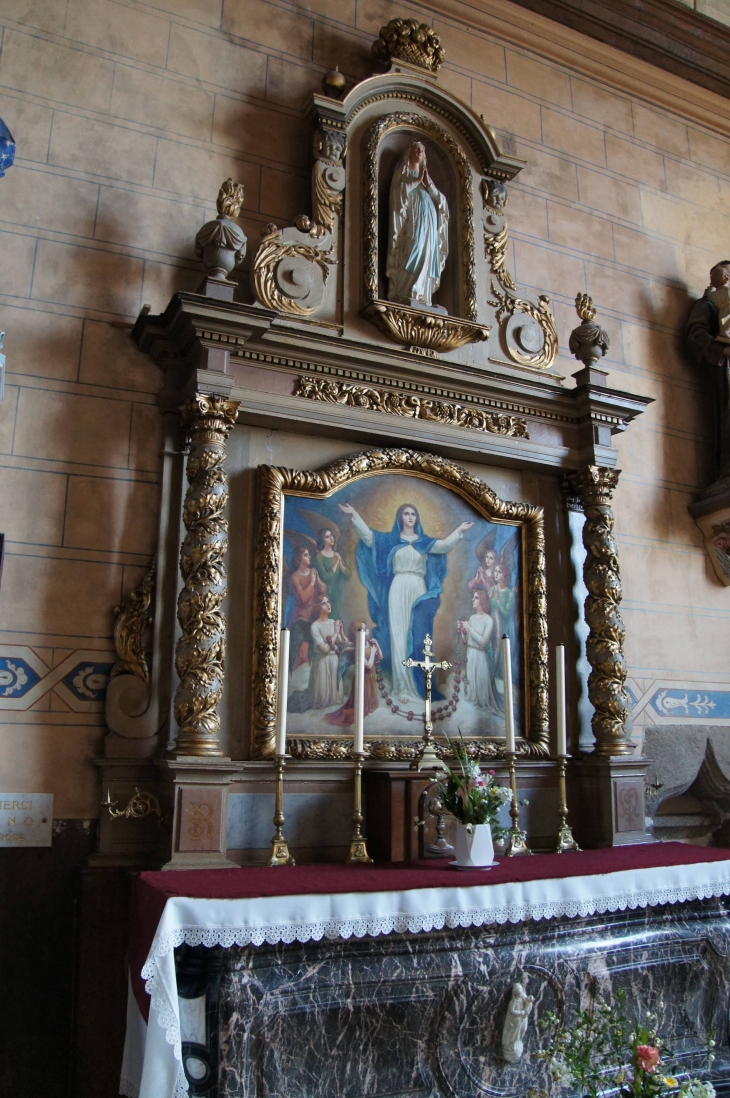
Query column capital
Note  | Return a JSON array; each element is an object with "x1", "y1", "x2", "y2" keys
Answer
[
  {"x1": 180, "y1": 392, "x2": 240, "y2": 437},
  {"x1": 567, "y1": 464, "x2": 620, "y2": 508}
]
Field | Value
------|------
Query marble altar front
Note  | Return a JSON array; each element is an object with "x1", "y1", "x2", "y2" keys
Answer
[
  {"x1": 198, "y1": 901, "x2": 730, "y2": 1098},
  {"x1": 123, "y1": 846, "x2": 730, "y2": 1098}
]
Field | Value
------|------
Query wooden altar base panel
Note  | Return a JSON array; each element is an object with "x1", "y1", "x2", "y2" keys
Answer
[{"x1": 363, "y1": 763, "x2": 558, "y2": 861}]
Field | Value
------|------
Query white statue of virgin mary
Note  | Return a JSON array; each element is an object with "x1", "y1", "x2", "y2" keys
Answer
[{"x1": 386, "y1": 141, "x2": 449, "y2": 310}]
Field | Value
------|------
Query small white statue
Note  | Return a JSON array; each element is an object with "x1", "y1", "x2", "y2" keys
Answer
[
  {"x1": 502, "y1": 981, "x2": 534, "y2": 1063},
  {"x1": 386, "y1": 140, "x2": 449, "y2": 311}
]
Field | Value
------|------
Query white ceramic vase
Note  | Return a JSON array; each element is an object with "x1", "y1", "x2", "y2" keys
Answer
[{"x1": 454, "y1": 822, "x2": 495, "y2": 868}]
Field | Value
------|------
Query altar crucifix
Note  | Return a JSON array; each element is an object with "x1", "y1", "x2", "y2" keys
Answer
[{"x1": 404, "y1": 633, "x2": 451, "y2": 771}]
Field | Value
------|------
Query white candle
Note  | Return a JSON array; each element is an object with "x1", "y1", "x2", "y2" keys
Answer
[
  {"x1": 275, "y1": 628, "x2": 289, "y2": 757},
  {"x1": 556, "y1": 644, "x2": 567, "y2": 757},
  {"x1": 502, "y1": 634, "x2": 515, "y2": 754},
  {"x1": 354, "y1": 627, "x2": 365, "y2": 755}
]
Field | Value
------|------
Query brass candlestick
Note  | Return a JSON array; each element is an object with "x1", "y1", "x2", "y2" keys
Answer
[
  {"x1": 504, "y1": 751, "x2": 532, "y2": 857},
  {"x1": 555, "y1": 754, "x2": 581, "y2": 853},
  {"x1": 269, "y1": 754, "x2": 295, "y2": 866},
  {"x1": 346, "y1": 752, "x2": 373, "y2": 864}
]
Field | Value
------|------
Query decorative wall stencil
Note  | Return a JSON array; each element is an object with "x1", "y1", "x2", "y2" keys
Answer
[
  {"x1": 0, "y1": 657, "x2": 39, "y2": 698},
  {"x1": 63, "y1": 663, "x2": 114, "y2": 702},
  {"x1": 0, "y1": 118, "x2": 15, "y2": 177},
  {"x1": 0, "y1": 646, "x2": 114, "y2": 711},
  {"x1": 627, "y1": 679, "x2": 730, "y2": 724}
]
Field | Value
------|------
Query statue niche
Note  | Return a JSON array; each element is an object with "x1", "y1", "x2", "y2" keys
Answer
[{"x1": 362, "y1": 114, "x2": 490, "y2": 357}]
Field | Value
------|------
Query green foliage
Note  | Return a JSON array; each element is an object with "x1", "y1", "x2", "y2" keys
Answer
[
  {"x1": 436, "y1": 732, "x2": 512, "y2": 836},
  {"x1": 531, "y1": 989, "x2": 716, "y2": 1098}
]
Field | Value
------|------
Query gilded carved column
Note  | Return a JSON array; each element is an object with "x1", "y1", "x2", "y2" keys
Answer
[
  {"x1": 567, "y1": 464, "x2": 632, "y2": 756},
  {"x1": 173, "y1": 393, "x2": 240, "y2": 757}
]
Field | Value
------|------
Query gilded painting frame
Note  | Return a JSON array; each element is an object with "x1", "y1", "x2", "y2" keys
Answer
[{"x1": 251, "y1": 448, "x2": 548, "y2": 761}]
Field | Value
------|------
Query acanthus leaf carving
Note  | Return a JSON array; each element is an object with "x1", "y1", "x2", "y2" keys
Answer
[
  {"x1": 566, "y1": 465, "x2": 631, "y2": 755},
  {"x1": 172, "y1": 393, "x2": 239, "y2": 758},
  {"x1": 294, "y1": 375, "x2": 530, "y2": 438},
  {"x1": 112, "y1": 562, "x2": 155, "y2": 684}
]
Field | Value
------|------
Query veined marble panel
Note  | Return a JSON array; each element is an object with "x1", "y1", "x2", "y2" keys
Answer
[{"x1": 176, "y1": 899, "x2": 730, "y2": 1098}]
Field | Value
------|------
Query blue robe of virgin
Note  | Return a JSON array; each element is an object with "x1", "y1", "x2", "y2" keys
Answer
[{"x1": 355, "y1": 518, "x2": 448, "y2": 700}]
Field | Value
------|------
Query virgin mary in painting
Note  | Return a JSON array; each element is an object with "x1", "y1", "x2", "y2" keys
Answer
[{"x1": 338, "y1": 501, "x2": 473, "y2": 702}]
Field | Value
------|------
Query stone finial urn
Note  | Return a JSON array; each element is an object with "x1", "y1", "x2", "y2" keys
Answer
[
  {"x1": 195, "y1": 178, "x2": 247, "y2": 282},
  {"x1": 569, "y1": 293, "x2": 610, "y2": 370}
]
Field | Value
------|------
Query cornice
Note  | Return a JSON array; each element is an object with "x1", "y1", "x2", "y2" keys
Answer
[
  {"x1": 132, "y1": 293, "x2": 652, "y2": 473},
  {"x1": 503, "y1": 0, "x2": 730, "y2": 102},
  {"x1": 418, "y1": 0, "x2": 730, "y2": 138}
]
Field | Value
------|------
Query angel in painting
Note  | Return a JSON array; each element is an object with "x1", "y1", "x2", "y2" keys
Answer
[
  {"x1": 338, "y1": 500, "x2": 473, "y2": 703},
  {"x1": 488, "y1": 534, "x2": 519, "y2": 681},
  {"x1": 296, "y1": 509, "x2": 351, "y2": 621},
  {"x1": 467, "y1": 532, "x2": 500, "y2": 595},
  {"x1": 325, "y1": 620, "x2": 382, "y2": 727},
  {"x1": 289, "y1": 594, "x2": 347, "y2": 713},
  {"x1": 308, "y1": 595, "x2": 346, "y2": 709},
  {"x1": 284, "y1": 533, "x2": 326, "y2": 671},
  {"x1": 458, "y1": 589, "x2": 502, "y2": 714}
]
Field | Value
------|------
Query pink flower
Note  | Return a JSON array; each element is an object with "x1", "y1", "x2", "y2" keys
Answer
[{"x1": 636, "y1": 1046, "x2": 660, "y2": 1074}]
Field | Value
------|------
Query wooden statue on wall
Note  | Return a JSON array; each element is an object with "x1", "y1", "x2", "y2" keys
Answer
[{"x1": 687, "y1": 260, "x2": 730, "y2": 584}]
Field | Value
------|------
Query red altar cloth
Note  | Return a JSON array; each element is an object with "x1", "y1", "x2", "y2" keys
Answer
[{"x1": 129, "y1": 843, "x2": 730, "y2": 1021}]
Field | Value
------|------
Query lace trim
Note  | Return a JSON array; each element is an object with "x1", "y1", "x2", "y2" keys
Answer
[
  {"x1": 141, "y1": 960, "x2": 188, "y2": 1097},
  {"x1": 139, "y1": 878, "x2": 730, "y2": 1098},
  {"x1": 119, "y1": 1077, "x2": 139, "y2": 1097}
]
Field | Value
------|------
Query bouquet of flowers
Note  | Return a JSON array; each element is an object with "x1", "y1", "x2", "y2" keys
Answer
[
  {"x1": 532, "y1": 989, "x2": 716, "y2": 1098},
  {"x1": 436, "y1": 733, "x2": 512, "y2": 838}
]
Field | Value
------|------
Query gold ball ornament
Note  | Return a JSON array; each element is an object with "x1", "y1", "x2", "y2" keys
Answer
[{"x1": 322, "y1": 66, "x2": 346, "y2": 99}]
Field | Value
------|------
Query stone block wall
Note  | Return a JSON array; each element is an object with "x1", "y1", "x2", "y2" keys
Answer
[{"x1": 0, "y1": 0, "x2": 729, "y2": 808}]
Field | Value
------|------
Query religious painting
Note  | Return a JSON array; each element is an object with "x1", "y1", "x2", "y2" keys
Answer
[{"x1": 252, "y1": 450, "x2": 548, "y2": 760}]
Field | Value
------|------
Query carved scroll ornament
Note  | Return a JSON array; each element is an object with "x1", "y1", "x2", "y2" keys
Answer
[
  {"x1": 111, "y1": 563, "x2": 155, "y2": 684},
  {"x1": 105, "y1": 561, "x2": 163, "y2": 744},
  {"x1": 307, "y1": 129, "x2": 346, "y2": 237},
  {"x1": 567, "y1": 465, "x2": 632, "y2": 755},
  {"x1": 294, "y1": 375, "x2": 530, "y2": 438},
  {"x1": 173, "y1": 393, "x2": 240, "y2": 757},
  {"x1": 253, "y1": 230, "x2": 335, "y2": 316},
  {"x1": 252, "y1": 448, "x2": 549, "y2": 760},
  {"x1": 482, "y1": 179, "x2": 558, "y2": 371},
  {"x1": 251, "y1": 126, "x2": 344, "y2": 317}
]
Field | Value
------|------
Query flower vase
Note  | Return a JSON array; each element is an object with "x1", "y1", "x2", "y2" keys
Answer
[{"x1": 454, "y1": 822, "x2": 495, "y2": 868}]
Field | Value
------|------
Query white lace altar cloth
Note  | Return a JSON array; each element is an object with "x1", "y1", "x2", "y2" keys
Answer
[{"x1": 120, "y1": 856, "x2": 730, "y2": 1098}]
